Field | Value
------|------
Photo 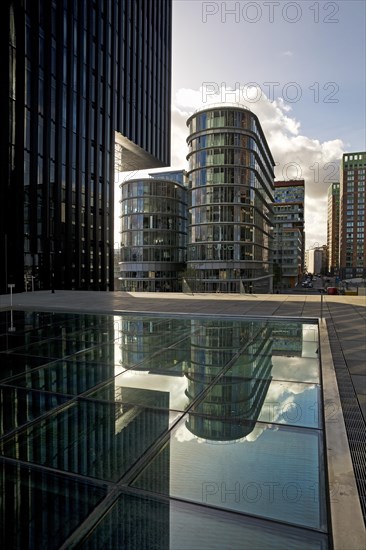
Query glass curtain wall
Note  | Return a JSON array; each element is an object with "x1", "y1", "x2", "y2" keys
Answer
[{"x1": 118, "y1": 178, "x2": 187, "y2": 291}]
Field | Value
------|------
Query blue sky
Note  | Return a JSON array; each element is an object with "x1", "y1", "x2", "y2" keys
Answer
[
  {"x1": 172, "y1": 0, "x2": 365, "y2": 149},
  {"x1": 117, "y1": 1, "x2": 366, "y2": 249}
]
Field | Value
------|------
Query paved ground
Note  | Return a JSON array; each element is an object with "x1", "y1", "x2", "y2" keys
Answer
[{"x1": 1, "y1": 289, "x2": 365, "y2": 522}]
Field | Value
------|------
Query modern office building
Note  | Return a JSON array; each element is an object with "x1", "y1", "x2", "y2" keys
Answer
[
  {"x1": 0, "y1": 0, "x2": 172, "y2": 294},
  {"x1": 272, "y1": 180, "x2": 305, "y2": 289},
  {"x1": 339, "y1": 152, "x2": 366, "y2": 279},
  {"x1": 186, "y1": 105, "x2": 275, "y2": 294},
  {"x1": 327, "y1": 182, "x2": 340, "y2": 275},
  {"x1": 118, "y1": 177, "x2": 187, "y2": 291}
]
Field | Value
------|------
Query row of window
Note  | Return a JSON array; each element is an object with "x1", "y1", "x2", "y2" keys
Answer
[
  {"x1": 188, "y1": 110, "x2": 274, "y2": 172},
  {"x1": 191, "y1": 184, "x2": 253, "y2": 206},
  {"x1": 121, "y1": 214, "x2": 186, "y2": 232},
  {"x1": 189, "y1": 133, "x2": 255, "y2": 152},
  {"x1": 185, "y1": 267, "x2": 270, "y2": 278},
  {"x1": 188, "y1": 243, "x2": 269, "y2": 262},
  {"x1": 118, "y1": 280, "x2": 182, "y2": 292},
  {"x1": 190, "y1": 205, "x2": 268, "y2": 225},
  {"x1": 120, "y1": 248, "x2": 186, "y2": 263},
  {"x1": 189, "y1": 158, "x2": 273, "y2": 199},
  {"x1": 119, "y1": 271, "x2": 183, "y2": 279},
  {"x1": 121, "y1": 180, "x2": 186, "y2": 200},
  {"x1": 121, "y1": 198, "x2": 186, "y2": 215},
  {"x1": 191, "y1": 225, "x2": 255, "y2": 242}
]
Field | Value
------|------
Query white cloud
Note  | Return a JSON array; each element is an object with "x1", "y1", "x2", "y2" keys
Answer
[
  {"x1": 170, "y1": 84, "x2": 345, "y2": 247},
  {"x1": 282, "y1": 50, "x2": 294, "y2": 57}
]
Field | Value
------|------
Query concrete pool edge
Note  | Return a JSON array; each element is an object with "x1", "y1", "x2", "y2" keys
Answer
[{"x1": 319, "y1": 319, "x2": 365, "y2": 549}]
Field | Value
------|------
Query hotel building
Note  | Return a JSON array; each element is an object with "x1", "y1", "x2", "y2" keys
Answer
[{"x1": 186, "y1": 105, "x2": 275, "y2": 294}]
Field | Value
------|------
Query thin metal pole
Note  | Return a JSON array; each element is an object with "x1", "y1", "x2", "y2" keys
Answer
[
  {"x1": 8, "y1": 284, "x2": 16, "y2": 332},
  {"x1": 320, "y1": 291, "x2": 324, "y2": 320}
]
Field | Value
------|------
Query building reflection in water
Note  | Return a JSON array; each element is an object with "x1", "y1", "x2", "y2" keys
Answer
[
  {"x1": 118, "y1": 317, "x2": 191, "y2": 372},
  {"x1": 185, "y1": 320, "x2": 273, "y2": 440},
  {"x1": 271, "y1": 322, "x2": 303, "y2": 357},
  {"x1": 0, "y1": 313, "x2": 310, "y2": 548}
]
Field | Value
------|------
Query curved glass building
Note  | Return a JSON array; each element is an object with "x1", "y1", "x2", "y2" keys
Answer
[
  {"x1": 186, "y1": 105, "x2": 275, "y2": 293},
  {"x1": 118, "y1": 178, "x2": 187, "y2": 291}
]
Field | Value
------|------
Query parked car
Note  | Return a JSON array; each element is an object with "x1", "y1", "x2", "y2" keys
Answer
[{"x1": 302, "y1": 281, "x2": 313, "y2": 288}]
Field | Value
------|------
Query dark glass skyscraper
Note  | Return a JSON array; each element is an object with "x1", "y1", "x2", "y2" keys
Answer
[{"x1": 0, "y1": 0, "x2": 172, "y2": 293}]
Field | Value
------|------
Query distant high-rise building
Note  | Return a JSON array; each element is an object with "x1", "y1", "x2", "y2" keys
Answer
[
  {"x1": 339, "y1": 152, "x2": 366, "y2": 279},
  {"x1": 327, "y1": 182, "x2": 340, "y2": 275},
  {"x1": 307, "y1": 245, "x2": 327, "y2": 275},
  {"x1": 0, "y1": 0, "x2": 172, "y2": 293},
  {"x1": 186, "y1": 105, "x2": 275, "y2": 294},
  {"x1": 272, "y1": 180, "x2": 305, "y2": 289}
]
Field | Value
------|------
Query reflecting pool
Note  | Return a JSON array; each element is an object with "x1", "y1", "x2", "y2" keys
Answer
[{"x1": 0, "y1": 311, "x2": 329, "y2": 549}]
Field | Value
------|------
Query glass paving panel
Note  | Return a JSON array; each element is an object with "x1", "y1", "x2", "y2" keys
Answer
[
  {"x1": 132, "y1": 418, "x2": 327, "y2": 531},
  {"x1": 126, "y1": 343, "x2": 192, "y2": 373},
  {"x1": 0, "y1": 400, "x2": 175, "y2": 483},
  {"x1": 6, "y1": 336, "x2": 104, "y2": 359},
  {"x1": 0, "y1": 311, "x2": 330, "y2": 548},
  {"x1": 191, "y1": 380, "x2": 321, "y2": 429},
  {"x1": 0, "y1": 385, "x2": 71, "y2": 437},
  {"x1": 80, "y1": 491, "x2": 329, "y2": 550},
  {"x1": 0, "y1": 353, "x2": 50, "y2": 382},
  {"x1": 72, "y1": 343, "x2": 124, "y2": 370},
  {"x1": 0, "y1": 333, "x2": 35, "y2": 352},
  {"x1": 224, "y1": 339, "x2": 320, "y2": 385},
  {"x1": 87, "y1": 369, "x2": 190, "y2": 412},
  {"x1": 0, "y1": 459, "x2": 106, "y2": 550},
  {"x1": 270, "y1": 355, "x2": 320, "y2": 383},
  {"x1": 2, "y1": 358, "x2": 117, "y2": 396}
]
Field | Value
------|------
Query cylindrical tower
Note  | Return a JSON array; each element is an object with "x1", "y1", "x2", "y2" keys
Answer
[
  {"x1": 186, "y1": 105, "x2": 275, "y2": 293},
  {"x1": 118, "y1": 178, "x2": 187, "y2": 291}
]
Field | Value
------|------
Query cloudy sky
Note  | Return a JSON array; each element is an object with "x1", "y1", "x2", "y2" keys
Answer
[{"x1": 119, "y1": 0, "x2": 366, "y2": 249}]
